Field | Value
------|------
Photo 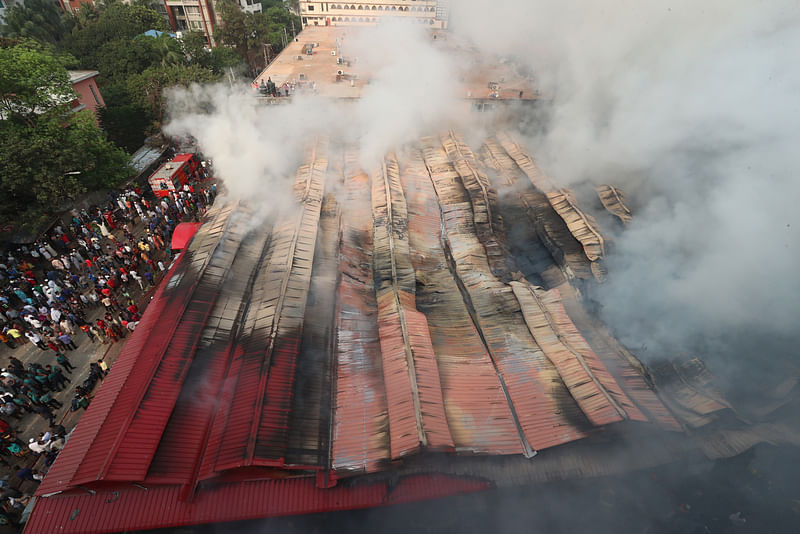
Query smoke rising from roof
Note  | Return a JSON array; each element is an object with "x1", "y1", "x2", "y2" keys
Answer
[
  {"x1": 163, "y1": 2, "x2": 800, "y2": 391},
  {"x1": 155, "y1": 6, "x2": 800, "y2": 532},
  {"x1": 452, "y1": 0, "x2": 800, "y2": 379},
  {"x1": 164, "y1": 19, "x2": 463, "y2": 215}
]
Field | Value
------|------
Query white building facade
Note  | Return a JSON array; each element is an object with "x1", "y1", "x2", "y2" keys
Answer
[{"x1": 299, "y1": 0, "x2": 448, "y2": 29}]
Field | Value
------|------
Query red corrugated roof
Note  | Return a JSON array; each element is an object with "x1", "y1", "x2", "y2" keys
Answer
[
  {"x1": 28, "y1": 474, "x2": 491, "y2": 534},
  {"x1": 171, "y1": 222, "x2": 201, "y2": 250}
]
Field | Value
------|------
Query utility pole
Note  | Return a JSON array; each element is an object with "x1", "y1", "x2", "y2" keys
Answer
[{"x1": 291, "y1": 20, "x2": 296, "y2": 39}]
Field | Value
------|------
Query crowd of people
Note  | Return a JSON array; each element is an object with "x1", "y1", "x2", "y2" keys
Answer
[{"x1": 0, "y1": 174, "x2": 217, "y2": 529}]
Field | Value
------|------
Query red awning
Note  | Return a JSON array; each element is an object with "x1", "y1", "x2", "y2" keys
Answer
[{"x1": 171, "y1": 222, "x2": 201, "y2": 250}]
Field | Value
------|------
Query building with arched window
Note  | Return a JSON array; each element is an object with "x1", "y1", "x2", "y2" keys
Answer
[{"x1": 299, "y1": 0, "x2": 448, "y2": 28}]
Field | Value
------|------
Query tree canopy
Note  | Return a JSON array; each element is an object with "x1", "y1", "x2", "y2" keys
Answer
[
  {"x1": 215, "y1": 0, "x2": 299, "y2": 77},
  {"x1": 0, "y1": 43, "x2": 131, "y2": 225},
  {"x1": 0, "y1": 0, "x2": 300, "y2": 226},
  {"x1": 62, "y1": 1, "x2": 168, "y2": 69},
  {"x1": 0, "y1": 0, "x2": 70, "y2": 45},
  {"x1": 0, "y1": 40, "x2": 74, "y2": 122},
  {"x1": 127, "y1": 63, "x2": 218, "y2": 127}
]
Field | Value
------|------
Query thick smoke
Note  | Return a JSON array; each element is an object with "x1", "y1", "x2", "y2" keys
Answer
[
  {"x1": 164, "y1": 19, "x2": 462, "y2": 214},
  {"x1": 164, "y1": 2, "x2": 800, "y2": 389},
  {"x1": 162, "y1": 6, "x2": 800, "y2": 533},
  {"x1": 452, "y1": 1, "x2": 800, "y2": 385}
]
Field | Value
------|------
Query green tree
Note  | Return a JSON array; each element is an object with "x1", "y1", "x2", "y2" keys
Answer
[
  {"x1": 68, "y1": 2, "x2": 102, "y2": 32},
  {"x1": 214, "y1": 0, "x2": 249, "y2": 60},
  {"x1": 63, "y1": 1, "x2": 167, "y2": 69},
  {"x1": 96, "y1": 36, "x2": 161, "y2": 85},
  {"x1": 98, "y1": 83, "x2": 154, "y2": 152},
  {"x1": 181, "y1": 30, "x2": 241, "y2": 75},
  {"x1": 0, "y1": 44, "x2": 131, "y2": 225},
  {"x1": 214, "y1": 0, "x2": 299, "y2": 77},
  {"x1": 0, "y1": 0, "x2": 70, "y2": 45},
  {"x1": 127, "y1": 63, "x2": 217, "y2": 127},
  {"x1": 152, "y1": 34, "x2": 184, "y2": 66},
  {"x1": 0, "y1": 40, "x2": 74, "y2": 124}
]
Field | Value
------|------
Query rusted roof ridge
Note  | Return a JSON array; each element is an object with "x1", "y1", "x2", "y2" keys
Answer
[
  {"x1": 371, "y1": 154, "x2": 426, "y2": 455},
  {"x1": 152, "y1": 224, "x2": 275, "y2": 490},
  {"x1": 422, "y1": 137, "x2": 590, "y2": 451},
  {"x1": 510, "y1": 281, "x2": 629, "y2": 425},
  {"x1": 547, "y1": 189, "x2": 606, "y2": 261},
  {"x1": 595, "y1": 184, "x2": 633, "y2": 223},
  {"x1": 331, "y1": 150, "x2": 390, "y2": 473},
  {"x1": 554, "y1": 291, "x2": 681, "y2": 430},
  {"x1": 442, "y1": 131, "x2": 495, "y2": 235},
  {"x1": 442, "y1": 131, "x2": 511, "y2": 281},
  {"x1": 402, "y1": 153, "x2": 525, "y2": 455},
  {"x1": 385, "y1": 153, "x2": 453, "y2": 452},
  {"x1": 495, "y1": 133, "x2": 606, "y2": 262},
  {"x1": 536, "y1": 287, "x2": 652, "y2": 420},
  {"x1": 206, "y1": 138, "x2": 328, "y2": 473},
  {"x1": 198, "y1": 229, "x2": 280, "y2": 477},
  {"x1": 419, "y1": 140, "x2": 535, "y2": 457},
  {"x1": 480, "y1": 139, "x2": 587, "y2": 281},
  {"x1": 249, "y1": 136, "x2": 329, "y2": 464},
  {"x1": 285, "y1": 193, "x2": 342, "y2": 468}
]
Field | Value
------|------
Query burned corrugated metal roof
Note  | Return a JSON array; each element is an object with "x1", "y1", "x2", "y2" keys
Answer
[{"x1": 28, "y1": 131, "x2": 737, "y2": 534}]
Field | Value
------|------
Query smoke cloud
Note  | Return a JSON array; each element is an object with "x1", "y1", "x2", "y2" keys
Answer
[
  {"x1": 164, "y1": 19, "x2": 462, "y2": 214},
  {"x1": 165, "y1": 2, "x2": 800, "y2": 394},
  {"x1": 160, "y1": 5, "x2": 800, "y2": 532},
  {"x1": 452, "y1": 0, "x2": 800, "y2": 385}
]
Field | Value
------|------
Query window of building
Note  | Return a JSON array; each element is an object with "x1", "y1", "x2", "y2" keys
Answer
[
  {"x1": 302, "y1": 16, "x2": 307, "y2": 23},
  {"x1": 184, "y1": 5, "x2": 199, "y2": 13},
  {"x1": 89, "y1": 83, "x2": 100, "y2": 106},
  {"x1": 308, "y1": 4, "x2": 314, "y2": 10}
]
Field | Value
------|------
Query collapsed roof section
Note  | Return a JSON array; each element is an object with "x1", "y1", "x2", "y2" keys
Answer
[{"x1": 30, "y1": 132, "x2": 740, "y2": 534}]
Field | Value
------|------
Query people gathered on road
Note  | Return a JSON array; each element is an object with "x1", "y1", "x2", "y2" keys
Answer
[{"x1": 0, "y1": 173, "x2": 217, "y2": 529}]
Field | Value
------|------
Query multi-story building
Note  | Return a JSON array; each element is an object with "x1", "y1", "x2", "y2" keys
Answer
[
  {"x1": 162, "y1": 0, "x2": 261, "y2": 47},
  {"x1": 298, "y1": 0, "x2": 449, "y2": 29}
]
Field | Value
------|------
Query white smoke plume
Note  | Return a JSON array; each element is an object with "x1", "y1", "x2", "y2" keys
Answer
[
  {"x1": 452, "y1": 1, "x2": 800, "y2": 377},
  {"x1": 164, "y1": 19, "x2": 462, "y2": 214},
  {"x1": 164, "y1": 2, "x2": 799, "y2": 387}
]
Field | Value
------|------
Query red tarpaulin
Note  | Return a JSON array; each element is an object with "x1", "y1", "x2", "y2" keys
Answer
[{"x1": 171, "y1": 222, "x2": 201, "y2": 250}]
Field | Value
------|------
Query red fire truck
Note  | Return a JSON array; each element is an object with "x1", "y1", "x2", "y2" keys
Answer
[{"x1": 148, "y1": 153, "x2": 200, "y2": 197}]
